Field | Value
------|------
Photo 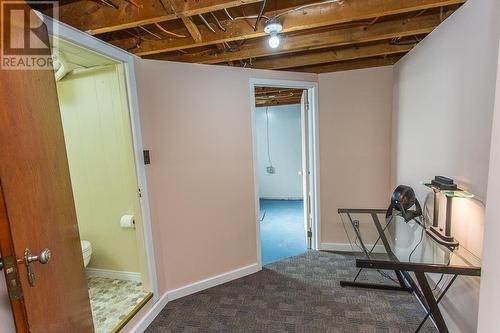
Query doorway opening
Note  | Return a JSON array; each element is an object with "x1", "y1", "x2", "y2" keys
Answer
[
  {"x1": 51, "y1": 37, "x2": 152, "y2": 333},
  {"x1": 251, "y1": 80, "x2": 319, "y2": 266}
]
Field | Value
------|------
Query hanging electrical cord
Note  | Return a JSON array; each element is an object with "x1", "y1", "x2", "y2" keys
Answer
[
  {"x1": 265, "y1": 106, "x2": 274, "y2": 172},
  {"x1": 254, "y1": 0, "x2": 267, "y2": 31}
]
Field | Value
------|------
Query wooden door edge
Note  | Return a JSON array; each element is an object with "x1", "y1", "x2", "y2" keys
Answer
[{"x1": 0, "y1": 179, "x2": 30, "y2": 333}]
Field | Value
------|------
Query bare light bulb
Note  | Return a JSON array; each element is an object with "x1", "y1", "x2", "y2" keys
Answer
[{"x1": 268, "y1": 33, "x2": 280, "y2": 49}]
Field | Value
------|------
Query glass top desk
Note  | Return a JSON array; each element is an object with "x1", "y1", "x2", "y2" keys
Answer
[{"x1": 337, "y1": 208, "x2": 481, "y2": 333}]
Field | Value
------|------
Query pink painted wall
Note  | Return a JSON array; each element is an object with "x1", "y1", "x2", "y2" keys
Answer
[
  {"x1": 134, "y1": 59, "x2": 317, "y2": 293},
  {"x1": 477, "y1": 34, "x2": 500, "y2": 332},
  {"x1": 317, "y1": 67, "x2": 394, "y2": 248},
  {"x1": 392, "y1": 0, "x2": 500, "y2": 331}
]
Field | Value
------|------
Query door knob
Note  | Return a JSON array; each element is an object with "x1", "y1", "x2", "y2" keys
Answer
[
  {"x1": 25, "y1": 248, "x2": 51, "y2": 264},
  {"x1": 22, "y1": 248, "x2": 51, "y2": 287}
]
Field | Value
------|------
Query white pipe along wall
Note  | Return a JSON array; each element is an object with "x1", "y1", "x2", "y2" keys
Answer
[{"x1": 256, "y1": 104, "x2": 303, "y2": 200}]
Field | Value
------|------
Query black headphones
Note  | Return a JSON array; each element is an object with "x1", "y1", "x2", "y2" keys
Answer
[{"x1": 386, "y1": 185, "x2": 422, "y2": 222}]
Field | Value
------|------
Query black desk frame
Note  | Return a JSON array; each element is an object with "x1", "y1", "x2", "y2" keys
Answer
[{"x1": 337, "y1": 208, "x2": 481, "y2": 333}]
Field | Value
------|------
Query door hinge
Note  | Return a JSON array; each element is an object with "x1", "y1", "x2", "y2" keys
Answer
[
  {"x1": 2, "y1": 256, "x2": 23, "y2": 299},
  {"x1": 307, "y1": 194, "x2": 311, "y2": 215},
  {"x1": 307, "y1": 227, "x2": 312, "y2": 250}
]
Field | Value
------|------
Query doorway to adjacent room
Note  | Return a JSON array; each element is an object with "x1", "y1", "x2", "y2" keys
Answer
[{"x1": 251, "y1": 80, "x2": 319, "y2": 266}]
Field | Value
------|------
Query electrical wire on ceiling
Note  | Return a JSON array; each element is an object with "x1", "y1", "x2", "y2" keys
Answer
[
  {"x1": 232, "y1": 14, "x2": 271, "y2": 22},
  {"x1": 224, "y1": 8, "x2": 235, "y2": 20},
  {"x1": 99, "y1": 0, "x2": 119, "y2": 9},
  {"x1": 140, "y1": 0, "x2": 345, "y2": 45},
  {"x1": 198, "y1": 14, "x2": 216, "y2": 33},
  {"x1": 272, "y1": 0, "x2": 342, "y2": 20},
  {"x1": 231, "y1": 0, "x2": 342, "y2": 27},
  {"x1": 254, "y1": 0, "x2": 267, "y2": 31},
  {"x1": 138, "y1": 25, "x2": 163, "y2": 39},
  {"x1": 210, "y1": 12, "x2": 227, "y2": 32},
  {"x1": 153, "y1": 23, "x2": 188, "y2": 38}
]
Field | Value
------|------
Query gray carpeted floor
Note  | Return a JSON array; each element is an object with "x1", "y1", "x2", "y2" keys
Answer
[{"x1": 145, "y1": 251, "x2": 436, "y2": 333}]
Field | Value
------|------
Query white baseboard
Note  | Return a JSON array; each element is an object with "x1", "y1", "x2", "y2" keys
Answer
[
  {"x1": 167, "y1": 263, "x2": 260, "y2": 301},
  {"x1": 130, "y1": 263, "x2": 260, "y2": 333},
  {"x1": 320, "y1": 242, "x2": 386, "y2": 253},
  {"x1": 129, "y1": 292, "x2": 168, "y2": 333},
  {"x1": 86, "y1": 268, "x2": 142, "y2": 282},
  {"x1": 260, "y1": 197, "x2": 304, "y2": 200}
]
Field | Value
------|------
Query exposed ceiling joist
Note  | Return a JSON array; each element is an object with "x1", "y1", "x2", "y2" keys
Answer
[
  {"x1": 51, "y1": 0, "x2": 465, "y2": 73},
  {"x1": 59, "y1": 0, "x2": 262, "y2": 35},
  {"x1": 288, "y1": 54, "x2": 404, "y2": 73},
  {"x1": 112, "y1": 0, "x2": 463, "y2": 56},
  {"x1": 181, "y1": 17, "x2": 203, "y2": 43},
  {"x1": 255, "y1": 88, "x2": 304, "y2": 107},
  {"x1": 156, "y1": 13, "x2": 442, "y2": 64},
  {"x1": 245, "y1": 42, "x2": 413, "y2": 70}
]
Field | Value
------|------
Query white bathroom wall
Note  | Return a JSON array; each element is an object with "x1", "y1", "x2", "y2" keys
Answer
[
  {"x1": 256, "y1": 104, "x2": 303, "y2": 199},
  {"x1": 57, "y1": 64, "x2": 144, "y2": 274},
  {"x1": 0, "y1": 273, "x2": 15, "y2": 333}
]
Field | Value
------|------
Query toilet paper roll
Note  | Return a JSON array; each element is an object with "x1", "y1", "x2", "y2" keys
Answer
[{"x1": 120, "y1": 215, "x2": 135, "y2": 229}]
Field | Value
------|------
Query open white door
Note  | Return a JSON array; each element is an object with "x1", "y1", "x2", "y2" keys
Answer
[{"x1": 300, "y1": 90, "x2": 313, "y2": 249}]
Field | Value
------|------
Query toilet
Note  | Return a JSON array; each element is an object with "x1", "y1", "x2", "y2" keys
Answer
[{"x1": 81, "y1": 240, "x2": 92, "y2": 267}]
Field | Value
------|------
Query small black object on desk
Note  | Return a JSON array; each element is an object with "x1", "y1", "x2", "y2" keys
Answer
[{"x1": 386, "y1": 185, "x2": 422, "y2": 222}]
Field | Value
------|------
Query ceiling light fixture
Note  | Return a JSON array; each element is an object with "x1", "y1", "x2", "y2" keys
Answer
[{"x1": 264, "y1": 18, "x2": 283, "y2": 49}]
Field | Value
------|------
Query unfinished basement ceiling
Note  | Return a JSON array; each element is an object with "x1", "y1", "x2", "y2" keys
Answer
[
  {"x1": 40, "y1": 0, "x2": 465, "y2": 73},
  {"x1": 255, "y1": 87, "x2": 304, "y2": 107}
]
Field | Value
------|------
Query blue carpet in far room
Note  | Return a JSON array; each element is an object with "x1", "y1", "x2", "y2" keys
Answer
[{"x1": 260, "y1": 199, "x2": 307, "y2": 265}]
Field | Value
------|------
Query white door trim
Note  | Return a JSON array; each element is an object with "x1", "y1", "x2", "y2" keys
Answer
[
  {"x1": 41, "y1": 15, "x2": 159, "y2": 302},
  {"x1": 249, "y1": 78, "x2": 320, "y2": 268}
]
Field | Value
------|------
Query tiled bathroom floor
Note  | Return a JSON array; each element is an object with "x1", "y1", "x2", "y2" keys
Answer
[{"x1": 87, "y1": 276, "x2": 150, "y2": 333}]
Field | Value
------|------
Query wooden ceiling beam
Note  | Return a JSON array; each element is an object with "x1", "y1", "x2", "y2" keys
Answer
[
  {"x1": 58, "y1": 0, "x2": 262, "y2": 36},
  {"x1": 256, "y1": 98, "x2": 302, "y2": 107},
  {"x1": 157, "y1": 13, "x2": 441, "y2": 64},
  {"x1": 182, "y1": 17, "x2": 203, "y2": 43},
  {"x1": 245, "y1": 42, "x2": 413, "y2": 70},
  {"x1": 112, "y1": 0, "x2": 464, "y2": 56},
  {"x1": 287, "y1": 54, "x2": 404, "y2": 73},
  {"x1": 255, "y1": 87, "x2": 304, "y2": 107}
]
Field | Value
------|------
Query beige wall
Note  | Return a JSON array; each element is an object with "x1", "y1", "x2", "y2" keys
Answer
[
  {"x1": 318, "y1": 67, "x2": 393, "y2": 247},
  {"x1": 477, "y1": 34, "x2": 500, "y2": 333},
  {"x1": 57, "y1": 65, "x2": 143, "y2": 273},
  {"x1": 392, "y1": 0, "x2": 500, "y2": 331},
  {"x1": 135, "y1": 59, "x2": 316, "y2": 292}
]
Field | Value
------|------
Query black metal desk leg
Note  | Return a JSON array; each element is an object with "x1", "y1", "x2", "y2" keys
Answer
[
  {"x1": 415, "y1": 275, "x2": 458, "y2": 333},
  {"x1": 414, "y1": 271, "x2": 449, "y2": 333}
]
